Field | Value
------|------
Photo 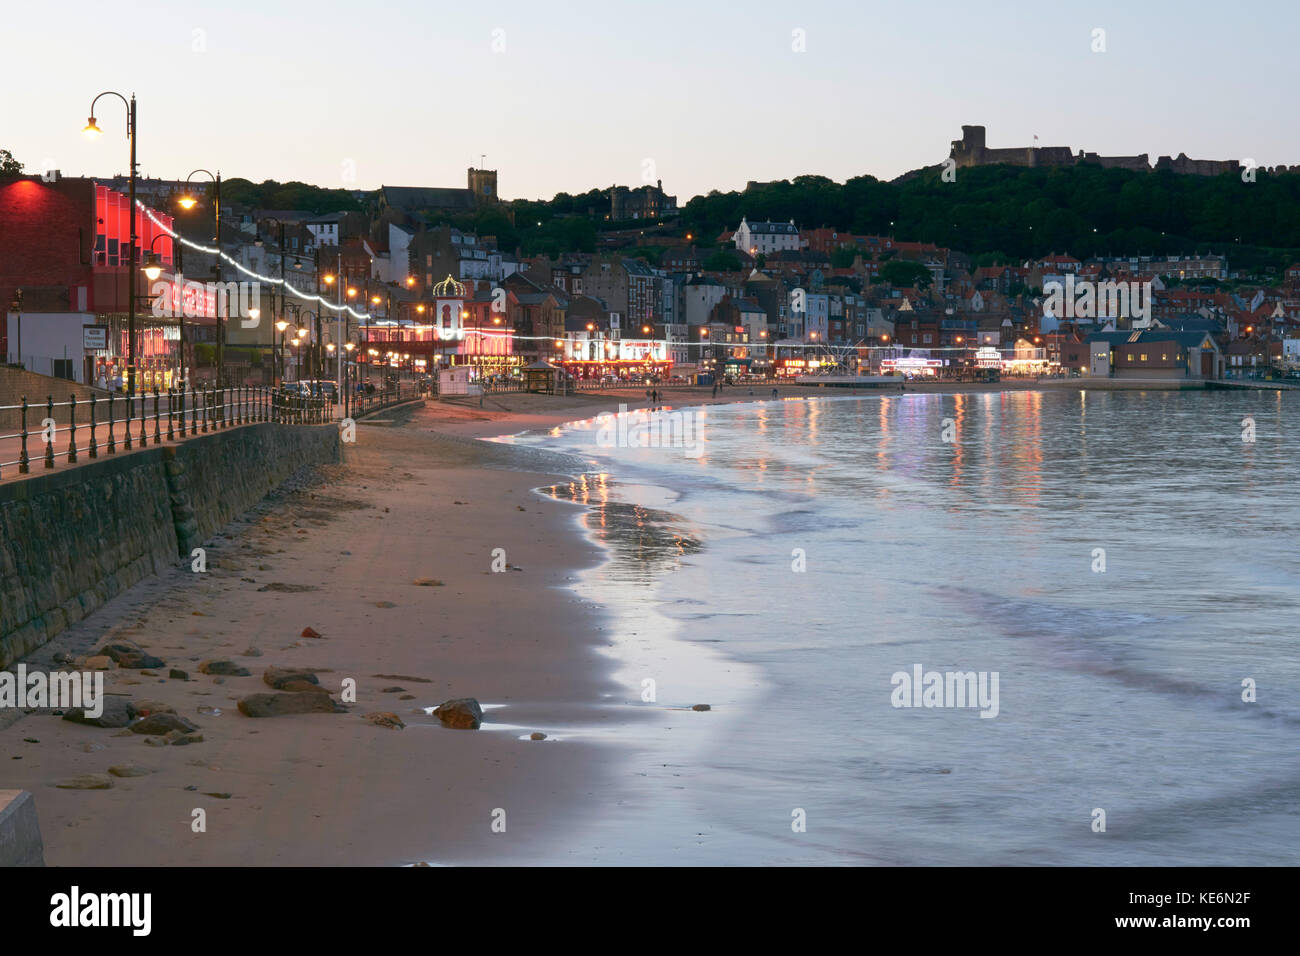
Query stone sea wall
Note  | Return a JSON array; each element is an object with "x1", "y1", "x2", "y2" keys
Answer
[{"x1": 0, "y1": 423, "x2": 339, "y2": 667}]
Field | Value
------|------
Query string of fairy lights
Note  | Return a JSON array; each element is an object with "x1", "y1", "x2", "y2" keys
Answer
[{"x1": 139, "y1": 200, "x2": 1007, "y2": 356}]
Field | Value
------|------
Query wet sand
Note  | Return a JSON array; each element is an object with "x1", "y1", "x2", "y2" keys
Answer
[{"x1": 2, "y1": 402, "x2": 641, "y2": 865}]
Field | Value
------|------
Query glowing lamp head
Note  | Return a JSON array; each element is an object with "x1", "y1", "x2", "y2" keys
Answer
[
  {"x1": 248, "y1": 308, "x2": 261, "y2": 321},
  {"x1": 141, "y1": 252, "x2": 163, "y2": 281},
  {"x1": 178, "y1": 195, "x2": 197, "y2": 210},
  {"x1": 276, "y1": 320, "x2": 289, "y2": 332},
  {"x1": 297, "y1": 327, "x2": 309, "y2": 338},
  {"x1": 371, "y1": 296, "x2": 381, "y2": 305},
  {"x1": 344, "y1": 342, "x2": 355, "y2": 352},
  {"x1": 416, "y1": 304, "x2": 425, "y2": 314},
  {"x1": 82, "y1": 117, "x2": 102, "y2": 139},
  {"x1": 461, "y1": 310, "x2": 469, "y2": 319},
  {"x1": 346, "y1": 287, "x2": 357, "y2": 298},
  {"x1": 406, "y1": 276, "x2": 415, "y2": 287},
  {"x1": 323, "y1": 274, "x2": 336, "y2": 285},
  {"x1": 290, "y1": 338, "x2": 300, "y2": 347}
]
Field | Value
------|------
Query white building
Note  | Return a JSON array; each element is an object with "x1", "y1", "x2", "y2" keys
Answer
[{"x1": 733, "y1": 218, "x2": 800, "y2": 256}]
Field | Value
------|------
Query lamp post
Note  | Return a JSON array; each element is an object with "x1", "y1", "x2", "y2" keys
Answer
[
  {"x1": 276, "y1": 320, "x2": 289, "y2": 386},
  {"x1": 295, "y1": 325, "x2": 309, "y2": 383},
  {"x1": 258, "y1": 217, "x2": 289, "y2": 384},
  {"x1": 178, "y1": 169, "x2": 221, "y2": 384},
  {"x1": 300, "y1": 311, "x2": 318, "y2": 386},
  {"x1": 343, "y1": 341, "x2": 355, "y2": 418},
  {"x1": 83, "y1": 91, "x2": 138, "y2": 394},
  {"x1": 9, "y1": 289, "x2": 22, "y2": 368},
  {"x1": 142, "y1": 231, "x2": 186, "y2": 390}
]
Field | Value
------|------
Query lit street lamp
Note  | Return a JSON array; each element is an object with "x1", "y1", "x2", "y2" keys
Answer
[
  {"x1": 177, "y1": 168, "x2": 222, "y2": 383},
  {"x1": 84, "y1": 91, "x2": 139, "y2": 394}
]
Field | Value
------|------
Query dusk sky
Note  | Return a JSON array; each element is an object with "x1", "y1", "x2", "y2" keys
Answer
[{"x1": 6, "y1": 0, "x2": 1298, "y2": 201}]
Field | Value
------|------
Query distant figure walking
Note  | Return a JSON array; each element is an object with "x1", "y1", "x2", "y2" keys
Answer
[
  {"x1": 772, "y1": 387, "x2": 778, "y2": 399},
  {"x1": 711, "y1": 383, "x2": 718, "y2": 398}
]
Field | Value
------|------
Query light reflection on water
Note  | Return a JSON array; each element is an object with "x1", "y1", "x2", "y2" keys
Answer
[{"x1": 514, "y1": 389, "x2": 1300, "y2": 865}]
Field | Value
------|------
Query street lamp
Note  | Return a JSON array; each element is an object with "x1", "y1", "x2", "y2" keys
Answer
[
  {"x1": 178, "y1": 168, "x2": 222, "y2": 383},
  {"x1": 84, "y1": 91, "x2": 139, "y2": 394},
  {"x1": 276, "y1": 320, "x2": 289, "y2": 385}
]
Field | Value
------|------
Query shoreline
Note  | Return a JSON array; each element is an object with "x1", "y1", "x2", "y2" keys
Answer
[{"x1": 1, "y1": 402, "x2": 656, "y2": 865}]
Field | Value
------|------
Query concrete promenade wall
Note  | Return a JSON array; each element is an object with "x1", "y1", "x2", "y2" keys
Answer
[{"x1": 0, "y1": 422, "x2": 339, "y2": 667}]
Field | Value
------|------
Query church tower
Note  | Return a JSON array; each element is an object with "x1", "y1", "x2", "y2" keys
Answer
[{"x1": 467, "y1": 168, "x2": 498, "y2": 205}]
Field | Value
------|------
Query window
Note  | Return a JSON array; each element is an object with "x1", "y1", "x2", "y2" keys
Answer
[
  {"x1": 1139, "y1": 354, "x2": 1147, "y2": 361},
  {"x1": 923, "y1": 334, "x2": 932, "y2": 344},
  {"x1": 1161, "y1": 353, "x2": 1167, "y2": 361}
]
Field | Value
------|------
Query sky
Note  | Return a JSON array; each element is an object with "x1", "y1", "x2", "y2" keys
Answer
[{"x1": 4, "y1": 0, "x2": 1299, "y2": 203}]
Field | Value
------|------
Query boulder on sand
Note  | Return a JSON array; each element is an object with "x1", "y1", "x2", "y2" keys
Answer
[
  {"x1": 237, "y1": 692, "x2": 342, "y2": 718},
  {"x1": 199, "y1": 660, "x2": 251, "y2": 677},
  {"x1": 262, "y1": 667, "x2": 324, "y2": 692},
  {"x1": 130, "y1": 713, "x2": 199, "y2": 736},
  {"x1": 62, "y1": 697, "x2": 136, "y2": 729},
  {"x1": 363, "y1": 712, "x2": 405, "y2": 730},
  {"x1": 433, "y1": 698, "x2": 483, "y2": 730},
  {"x1": 97, "y1": 644, "x2": 166, "y2": 669}
]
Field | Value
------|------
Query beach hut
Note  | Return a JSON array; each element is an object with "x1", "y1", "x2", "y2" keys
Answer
[{"x1": 523, "y1": 360, "x2": 564, "y2": 394}]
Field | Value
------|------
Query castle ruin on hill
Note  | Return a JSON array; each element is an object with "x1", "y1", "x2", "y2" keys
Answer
[{"x1": 948, "y1": 125, "x2": 1253, "y2": 176}]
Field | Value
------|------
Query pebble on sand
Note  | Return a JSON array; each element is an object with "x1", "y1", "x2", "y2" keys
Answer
[
  {"x1": 691, "y1": 704, "x2": 712, "y2": 711},
  {"x1": 54, "y1": 774, "x2": 114, "y2": 789},
  {"x1": 108, "y1": 765, "x2": 151, "y2": 778}
]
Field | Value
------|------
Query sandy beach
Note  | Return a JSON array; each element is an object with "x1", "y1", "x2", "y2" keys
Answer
[{"x1": 3, "y1": 384, "x2": 817, "y2": 865}]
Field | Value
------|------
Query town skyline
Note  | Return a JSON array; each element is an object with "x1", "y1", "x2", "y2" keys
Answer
[{"x1": 6, "y1": 0, "x2": 1300, "y2": 200}]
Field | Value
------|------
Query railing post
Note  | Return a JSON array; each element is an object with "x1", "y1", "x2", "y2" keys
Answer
[
  {"x1": 139, "y1": 389, "x2": 149, "y2": 446},
  {"x1": 179, "y1": 387, "x2": 187, "y2": 438},
  {"x1": 19, "y1": 396, "x2": 30, "y2": 473},
  {"x1": 166, "y1": 388, "x2": 175, "y2": 442},
  {"x1": 124, "y1": 389, "x2": 133, "y2": 450},
  {"x1": 44, "y1": 396, "x2": 55, "y2": 469},
  {"x1": 201, "y1": 389, "x2": 209, "y2": 433},
  {"x1": 153, "y1": 387, "x2": 161, "y2": 444},
  {"x1": 107, "y1": 392, "x2": 116, "y2": 454},
  {"x1": 67, "y1": 395, "x2": 78, "y2": 463},
  {"x1": 88, "y1": 394, "x2": 98, "y2": 459}
]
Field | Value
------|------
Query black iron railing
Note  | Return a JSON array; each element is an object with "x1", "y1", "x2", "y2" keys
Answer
[{"x1": 0, "y1": 386, "x2": 331, "y2": 480}]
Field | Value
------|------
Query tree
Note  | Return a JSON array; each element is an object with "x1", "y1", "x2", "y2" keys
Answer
[
  {"x1": 0, "y1": 149, "x2": 23, "y2": 176},
  {"x1": 703, "y1": 248, "x2": 743, "y2": 271},
  {"x1": 879, "y1": 259, "x2": 932, "y2": 289},
  {"x1": 830, "y1": 246, "x2": 857, "y2": 268}
]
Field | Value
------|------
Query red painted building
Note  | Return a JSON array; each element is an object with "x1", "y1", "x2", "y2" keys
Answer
[{"x1": 1, "y1": 175, "x2": 173, "y2": 361}]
